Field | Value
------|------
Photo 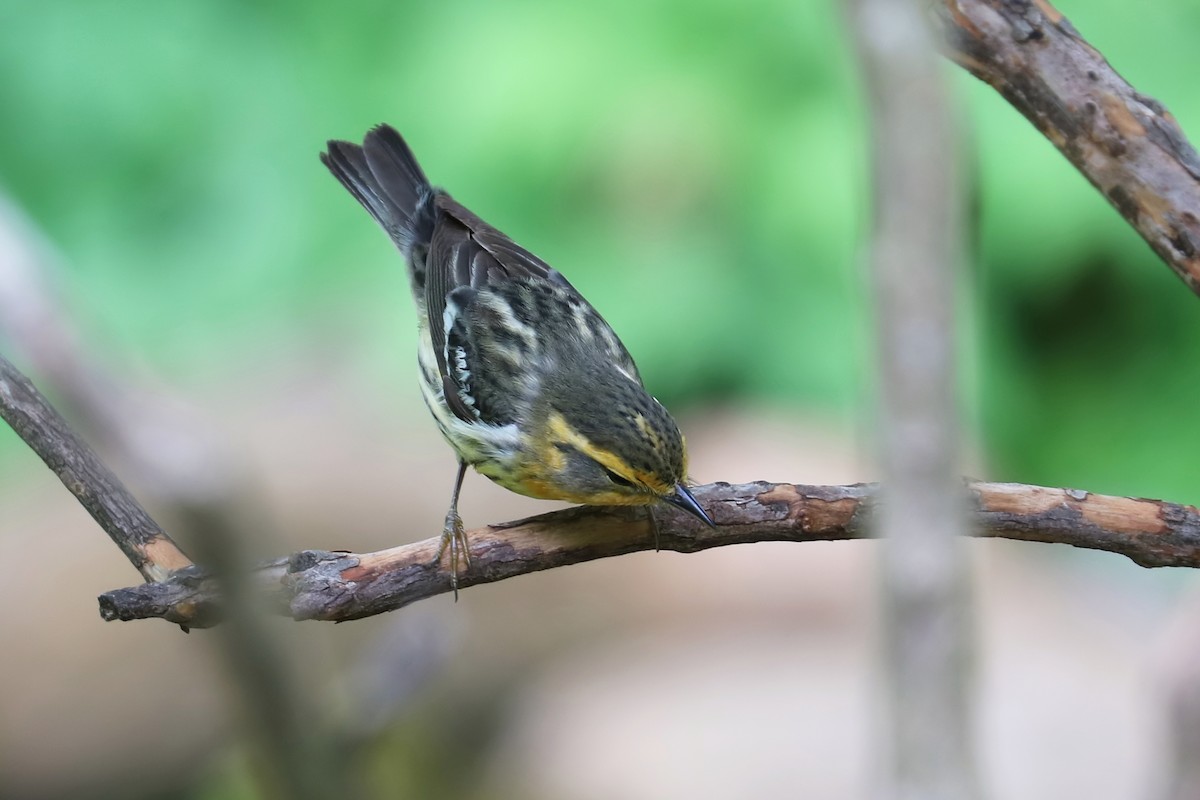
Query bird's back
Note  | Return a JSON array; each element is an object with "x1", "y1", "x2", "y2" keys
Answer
[{"x1": 322, "y1": 125, "x2": 642, "y2": 425}]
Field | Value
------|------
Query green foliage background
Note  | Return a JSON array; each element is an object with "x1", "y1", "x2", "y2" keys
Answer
[
  {"x1": 2, "y1": 0, "x2": 1199, "y2": 501},
  {"x1": 3, "y1": 3, "x2": 1200, "y2": 798}
]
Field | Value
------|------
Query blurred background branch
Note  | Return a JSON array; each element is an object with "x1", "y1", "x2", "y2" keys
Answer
[
  {"x1": 0, "y1": 204, "x2": 364, "y2": 799},
  {"x1": 847, "y1": 0, "x2": 975, "y2": 795},
  {"x1": 0, "y1": 193, "x2": 244, "y2": 504},
  {"x1": 1158, "y1": 589, "x2": 1200, "y2": 800}
]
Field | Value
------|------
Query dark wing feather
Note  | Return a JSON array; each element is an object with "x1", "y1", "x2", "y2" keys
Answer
[
  {"x1": 440, "y1": 287, "x2": 479, "y2": 423},
  {"x1": 321, "y1": 125, "x2": 435, "y2": 254},
  {"x1": 426, "y1": 216, "x2": 472, "y2": 416},
  {"x1": 360, "y1": 126, "x2": 435, "y2": 249},
  {"x1": 421, "y1": 193, "x2": 590, "y2": 423},
  {"x1": 319, "y1": 142, "x2": 380, "y2": 222},
  {"x1": 435, "y1": 195, "x2": 575, "y2": 288},
  {"x1": 324, "y1": 124, "x2": 616, "y2": 424}
]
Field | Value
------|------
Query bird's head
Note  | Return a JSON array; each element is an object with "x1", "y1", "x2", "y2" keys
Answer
[{"x1": 521, "y1": 378, "x2": 713, "y2": 525}]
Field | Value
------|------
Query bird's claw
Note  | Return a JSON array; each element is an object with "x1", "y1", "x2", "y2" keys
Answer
[{"x1": 433, "y1": 509, "x2": 471, "y2": 599}]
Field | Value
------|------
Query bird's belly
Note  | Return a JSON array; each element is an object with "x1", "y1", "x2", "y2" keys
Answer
[
  {"x1": 414, "y1": 328, "x2": 556, "y2": 497},
  {"x1": 419, "y1": 389, "x2": 563, "y2": 499},
  {"x1": 416, "y1": 355, "x2": 522, "y2": 465},
  {"x1": 423, "y1": 391, "x2": 521, "y2": 464}
]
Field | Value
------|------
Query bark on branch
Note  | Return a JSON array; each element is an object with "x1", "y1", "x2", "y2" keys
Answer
[
  {"x1": 935, "y1": 0, "x2": 1200, "y2": 294},
  {"x1": 97, "y1": 480, "x2": 1200, "y2": 628},
  {"x1": 4, "y1": 338, "x2": 1199, "y2": 628},
  {"x1": 0, "y1": 353, "x2": 192, "y2": 582}
]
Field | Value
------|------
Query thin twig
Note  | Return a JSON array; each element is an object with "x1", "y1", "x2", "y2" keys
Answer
[
  {"x1": 935, "y1": 0, "x2": 1200, "y2": 294},
  {"x1": 0, "y1": 352, "x2": 191, "y2": 581},
  {"x1": 97, "y1": 481, "x2": 1200, "y2": 627}
]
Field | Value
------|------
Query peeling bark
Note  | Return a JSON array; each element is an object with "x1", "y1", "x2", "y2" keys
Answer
[
  {"x1": 97, "y1": 481, "x2": 1200, "y2": 628},
  {"x1": 936, "y1": 0, "x2": 1200, "y2": 293}
]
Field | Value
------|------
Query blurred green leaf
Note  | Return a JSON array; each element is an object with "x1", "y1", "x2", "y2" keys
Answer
[{"x1": 0, "y1": 0, "x2": 1197, "y2": 504}]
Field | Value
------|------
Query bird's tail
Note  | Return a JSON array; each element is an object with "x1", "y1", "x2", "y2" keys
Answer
[{"x1": 321, "y1": 124, "x2": 436, "y2": 253}]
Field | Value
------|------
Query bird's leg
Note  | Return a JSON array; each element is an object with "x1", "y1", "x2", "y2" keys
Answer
[
  {"x1": 647, "y1": 505, "x2": 662, "y2": 552},
  {"x1": 434, "y1": 460, "x2": 472, "y2": 599}
]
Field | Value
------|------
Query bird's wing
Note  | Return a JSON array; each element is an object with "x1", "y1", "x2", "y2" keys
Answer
[
  {"x1": 424, "y1": 195, "x2": 576, "y2": 420},
  {"x1": 426, "y1": 194, "x2": 643, "y2": 425},
  {"x1": 429, "y1": 194, "x2": 573, "y2": 290}
]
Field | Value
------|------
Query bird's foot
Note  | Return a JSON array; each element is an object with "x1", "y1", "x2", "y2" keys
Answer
[
  {"x1": 433, "y1": 509, "x2": 472, "y2": 599},
  {"x1": 646, "y1": 505, "x2": 662, "y2": 551}
]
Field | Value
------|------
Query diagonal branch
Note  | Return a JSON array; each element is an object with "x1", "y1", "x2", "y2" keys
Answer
[
  {"x1": 0, "y1": 352, "x2": 191, "y2": 582},
  {"x1": 98, "y1": 480, "x2": 1200, "y2": 628},
  {"x1": 935, "y1": 0, "x2": 1200, "y2": 294}
]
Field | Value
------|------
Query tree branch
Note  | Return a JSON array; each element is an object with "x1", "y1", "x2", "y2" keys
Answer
[
  {"x1": 0, "y1": 352, "x2": 191, "y2": 582},
  {"x1": 4, "y1": 336, "x2": 1198, "y2": 629},
  {"x1": 850, "y1": 0, "x2": 976, "y2": 794},
  {"x1": 97, "y1": 480, "x2": 1200, "y2": 627},
  {"x1": 935, "y1": 0, "x2": 1200, "y2": 294}
]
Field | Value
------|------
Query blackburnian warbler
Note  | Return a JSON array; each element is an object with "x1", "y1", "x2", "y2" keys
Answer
[{"x1": 320, "y1": 124, "x2": 712, "y2": 591}]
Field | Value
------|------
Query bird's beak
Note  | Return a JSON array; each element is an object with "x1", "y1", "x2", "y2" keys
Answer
[{"x1": 664, "y1": 483, "x2": 715, "y2": 527}]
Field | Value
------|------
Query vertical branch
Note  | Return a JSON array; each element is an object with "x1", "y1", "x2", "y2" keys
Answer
[
  {"x1": 182, "y1": 506, "x2": 358, "y2": 800},
  {"x1": 846, "y1": 1, "x2": 977, "y2": 798},
  {"x1": 1158, "y1": 596, "x2": 1200, "y2": 800}
]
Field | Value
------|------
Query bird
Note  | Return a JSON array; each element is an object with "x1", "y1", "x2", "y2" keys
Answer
[{"x1": 320, "y1": 124, "x2": 713, "y2": 593}]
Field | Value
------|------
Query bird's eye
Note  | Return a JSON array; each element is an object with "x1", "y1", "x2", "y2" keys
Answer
[{"x1": 603, "y1": 467, "x2": 635, "y2": 488}]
